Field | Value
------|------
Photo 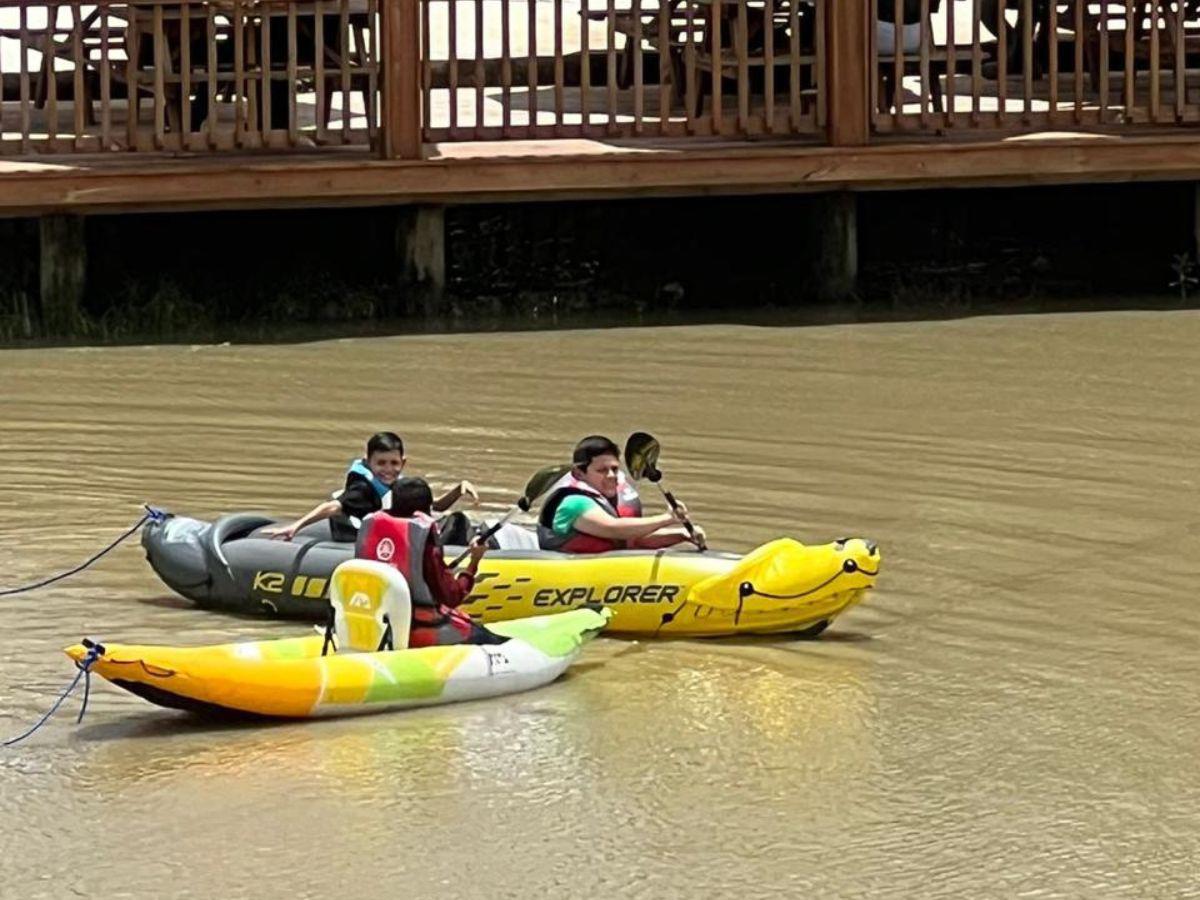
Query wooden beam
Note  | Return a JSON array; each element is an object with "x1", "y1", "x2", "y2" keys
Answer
[
  {"x1": 9, "y1": 137, "x2": 1200, "y2": 215},
  {"x1": 827, "y1": 0, "x2": 870, "y2": 146},
  {"x1": 382, "y1": 0, "x2": 422, "y2": 158}
]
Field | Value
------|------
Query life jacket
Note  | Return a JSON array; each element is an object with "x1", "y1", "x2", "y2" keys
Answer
[
  {"x1": 331, "y1": 459, "x2": 394, "y2": 540},
  {"x1": 355, "y1": 512, "x2": 465, "y2": 642},
  {"x1": 537, "y1": 471, "x2": 642, "y2": 553}
]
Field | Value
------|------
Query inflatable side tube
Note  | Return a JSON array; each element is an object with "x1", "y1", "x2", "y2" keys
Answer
[
  {"x1": 206, "y1": 513, "x2": 277, "y2": 571},
  {"x1": 194, "y1": 513, "x2": 278, "y2": 612},
  {"x1": 220, "y1": 536, "x2": 354, "y2": 618}
]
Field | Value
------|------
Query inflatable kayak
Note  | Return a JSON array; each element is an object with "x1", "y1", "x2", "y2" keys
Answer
[
  {"x1": 65, "y1": 601, "x2": 610, "y2": 720},
  {"x1": 142, "y1": 511, "x2": 881, "y2": 637}
]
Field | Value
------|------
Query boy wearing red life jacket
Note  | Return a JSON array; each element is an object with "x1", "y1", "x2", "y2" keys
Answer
[
  {"x1": 537, "y1": 435, "x2": 704, "y2": 553},
  {"x1": 356, "y1": 476, "x2": 506, "y2": 647}
]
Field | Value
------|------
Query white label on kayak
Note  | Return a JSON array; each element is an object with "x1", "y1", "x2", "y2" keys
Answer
[{"x1": 483, "y1": 646, "x2": 513, "y2": 677}]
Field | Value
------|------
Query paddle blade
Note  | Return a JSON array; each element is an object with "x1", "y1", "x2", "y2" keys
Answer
[
  {"x1": 624, "y1": 432, "x2": 661, "y2": 482},
  {"x1": 522, "y1": 463, "x2": 572, "y2": 506}
]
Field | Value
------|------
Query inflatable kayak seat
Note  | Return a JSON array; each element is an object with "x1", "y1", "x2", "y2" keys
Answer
[{"x1": 324, "y1": 560, "x2": 413, "y2": 655}]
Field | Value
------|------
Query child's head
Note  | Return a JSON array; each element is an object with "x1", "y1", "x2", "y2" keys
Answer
[
  {"x1": 366, "y1": 432, "x2": 406, "y2": 485},
  {"x1": 390, "y1": 477, "x2": 434, "y2": 518},
  {"x1": 572, "y1": 435, "x2": 622, "y2": 498}
]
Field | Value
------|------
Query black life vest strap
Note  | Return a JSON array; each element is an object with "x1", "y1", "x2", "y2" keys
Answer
[
  {"x1": 320, "y1": 605, "x2": 337, "y2": 657},
  {"x1": 376, "y1": 615, "x2": 395, "y2": 652}
]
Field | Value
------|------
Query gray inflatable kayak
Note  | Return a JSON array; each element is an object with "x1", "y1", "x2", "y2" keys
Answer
[{"x1": 142, "y1": 510, "x2": 537, "y2": 619}]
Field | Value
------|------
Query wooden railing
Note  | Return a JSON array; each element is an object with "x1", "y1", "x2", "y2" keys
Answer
[
  {"x1": 872, "y1": 0, "x2": 1200, "y2": 133},
  {"x1": 0, "y1": 0, "x2": 377, "y2": 152},
  {"x1": 4, "y1": 0, "x2": 1200, "y2": 156},
  {"x1": 418, "y1": 0, "x2": 826, "y2": 140}
]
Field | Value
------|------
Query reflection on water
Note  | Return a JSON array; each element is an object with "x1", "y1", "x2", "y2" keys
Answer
[{"x1": 2, "y1": 312, "x2": 1199, "y2": 897}]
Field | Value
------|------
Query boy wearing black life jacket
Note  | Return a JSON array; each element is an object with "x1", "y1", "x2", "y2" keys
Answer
[
  {"x1": 266, "y1": 432, "x2": 479, "y2": 542},
  {"x1": 356, "y1": 477, "x2": 506, "y2": 647},
  {"x1": 537, "y1": 435, "x2": 703, "y2": 553}
]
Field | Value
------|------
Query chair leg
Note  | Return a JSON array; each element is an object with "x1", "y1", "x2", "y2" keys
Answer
[
  {"x1": 84, "y1": 80, "x2": 97, "y2": 126},
  {"x1": 35, "y1": 48, "x2": 51, "y2": 110},
  {"x1": 668, "y1": 48, "x2": 686, "y2": 108},
  {"x1": 618, "y1": 47, "x2": 634, "y2": 90},
  {"x1": 1086, "y1": 37, "x2": 1101, "y2": 93},
  {"x1": 693, "y1": 72, "x2": 708, "y2": 118},
  {"x1": 931, "y1": 70, "x2": 944, "y2": 114}
]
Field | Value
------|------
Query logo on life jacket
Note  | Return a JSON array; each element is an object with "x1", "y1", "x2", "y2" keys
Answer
[{"x1": 375, "y1": 537, "x2": 395, "y2": 562}]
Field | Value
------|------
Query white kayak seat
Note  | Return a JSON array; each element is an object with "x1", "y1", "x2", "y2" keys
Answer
[
  {"x1": 486, "y1": 521, "x2": 541, "y2": 551},
  {"x1": 322, "y1": 559, "x2": 412, "y2": 655}
]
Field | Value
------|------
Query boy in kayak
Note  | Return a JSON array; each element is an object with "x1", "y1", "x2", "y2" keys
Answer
[
  {"x1": 265, "y1": 431, "x2": 479, "y2": 542},
  {"x1": 357, "y1": 476, "x2": 506, "y2": 647},
  {"x1": 538, "y1": 435, "x2": 704, "y2": 553}
]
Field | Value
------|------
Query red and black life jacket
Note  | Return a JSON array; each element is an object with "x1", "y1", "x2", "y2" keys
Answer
[
  {"x1": 354, "y1": 512, "x2": 464, "y2": 640},
  {"x1": 537, "y1": 471, "x2": 643, "y2": 554}
]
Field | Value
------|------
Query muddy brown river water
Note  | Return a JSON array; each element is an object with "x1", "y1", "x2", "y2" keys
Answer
[{"x1": 1, "y1": 313, "x2": 1198, "y2": 898}]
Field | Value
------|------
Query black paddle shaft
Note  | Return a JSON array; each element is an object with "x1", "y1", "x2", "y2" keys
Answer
[
  {"x1": 447, "y1": 497, "x2": 534, "y2": 568},
  {"x1": 658, "y1": 483, "x2": 704, "y2": 549},
  {"x1": 446, "y1": 462, "x2": 570, "y2": 570}
]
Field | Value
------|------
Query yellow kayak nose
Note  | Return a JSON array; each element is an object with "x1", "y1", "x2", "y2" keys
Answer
[{"x1": 64, "y1": 644, "x2": 89, "y2": 664}]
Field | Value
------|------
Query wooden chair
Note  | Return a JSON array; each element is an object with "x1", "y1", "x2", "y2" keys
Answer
[
  {"x1": 316, "y1": 13, "x2": 374, "y2": 132},
  {"x1": 579, "y1": 0, "x2": 699, "y2": 93},
  {"x1": 876, "y1": 0, "x2": 948, "y2": 114},
  {"x1": 689, "y1": 0, "x2": 820, "y2": 118},
  {"x1": 0, "y1": 5, "x2": 117, "y2": 126},
  {"x1": 1091, "y1": 0, "x2": 1200, "y2": 81}
]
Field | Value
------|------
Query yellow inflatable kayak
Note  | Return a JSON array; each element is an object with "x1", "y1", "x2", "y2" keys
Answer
[
  {"x1": 461, "y1": 538, "x2": 881, "y2": 637},
  {"x1": 142, "y1": 511, "x2": 880, "y2": 637}
]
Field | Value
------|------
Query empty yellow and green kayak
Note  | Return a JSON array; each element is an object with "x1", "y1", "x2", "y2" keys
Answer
[{"x1": 65, "y1": 607, "x2": 610, "y2": 719}]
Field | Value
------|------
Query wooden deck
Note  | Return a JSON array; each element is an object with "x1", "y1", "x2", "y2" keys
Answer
[{"x1": 5, "y1": 0, "x2": 1200, "y2": 215}]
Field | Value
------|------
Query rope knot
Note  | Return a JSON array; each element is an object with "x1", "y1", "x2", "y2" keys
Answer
[
  {"x1": 4, "y1": 637, "x2": 104, "y2": 747},
  {"x1": 78, "y1": 639, "x2": 106, "y2": 670}
]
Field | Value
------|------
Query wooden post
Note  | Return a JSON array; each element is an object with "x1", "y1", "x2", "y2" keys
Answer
[
  {"x1": 397, "y1": 205, "x2": 446, "y2": 315},
  {"x1": 811, "y1": 193, "x2": 858, "y2": 301},
  {"x1": 39, "y1": 215, "x2": 87, "y2": 337},
  {"x1": 826, "y1": 0, "x2": 870, "y2": 146},
  {"x1": 1193, "y1": 183, "x2": 1200, "y2": 264},
  {"x1": 382, "y1": 0, "x2": 422, "y2": 158}
]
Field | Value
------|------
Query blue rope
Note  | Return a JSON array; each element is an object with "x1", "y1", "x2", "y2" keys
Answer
[
  {"x1": 0, "y1": 506, "x2": 166, "y2": 597},
  {"x1": 3, "y1": 641, "x2": 104, "y2": 747}
]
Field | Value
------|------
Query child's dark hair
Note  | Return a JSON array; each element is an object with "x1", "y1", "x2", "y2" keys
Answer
[
  {"x1": 390, "y1": 477, "x2": 434, "y2": 517},
  {"x1": 367, "y1": 431, "x2": 404, "y2": 457},
  {"x1": 572, "y1": 435, "x2": 621, "y2": 470}
]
